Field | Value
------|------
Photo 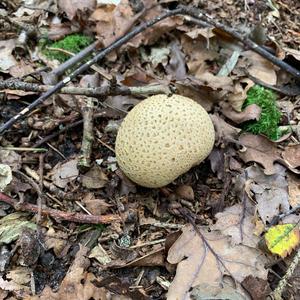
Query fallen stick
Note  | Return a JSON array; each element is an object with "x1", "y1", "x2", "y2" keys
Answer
[
  {"x1": 0, "y1": 192, "x2": 120, "y2": 224},
  {"x1": 1, "y1": 6, "x2": 299, "y2": 134},
  {"x1": 0, "y1": 81, "x2": 171, "y2": 97}
]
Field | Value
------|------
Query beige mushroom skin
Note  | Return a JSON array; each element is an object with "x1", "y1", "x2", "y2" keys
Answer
[{"x1": 115, "y1": 94, "x2": 215, "y2": 188}]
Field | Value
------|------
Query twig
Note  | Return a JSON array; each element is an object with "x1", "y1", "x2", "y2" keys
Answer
[
  {"x1": 0, "y1": 192, "x2": 120, "y2": 224},
  {"x1": 33, "y1": 111, "x2": 108, "y2": 148},
  {"x1": 0, "y1": 147, "x2": 47, "y2": 152},
  {"x1": 271, "y1": 248, "x2": 300, "y2": 300},
  {"x1": 1, "y1": 6, "x2": 299, "y2": 134},
  {"x1": 42, "y1": 41, "x2": 101, "y2": 84},
  {"x1": 246, "y1": 73, "x2": 300, "y2": 96},
  {"x1": 0, "y1": 79, "x2": 171, "y2": 97},
  {"x1": 78, "y1": 98, "x2": 95, "y2": 170},
  {"x1": 183, "y1": 7, "x2": 300, "y2": 80},
  {"x1": 37, "y1": 153, "x2": 45, "y2": 223},
  {"x1": 0, "y1": 9, "x2": 181, "y2": 134}
]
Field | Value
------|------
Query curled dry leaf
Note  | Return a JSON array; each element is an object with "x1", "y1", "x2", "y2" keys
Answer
[
  {"x1": 165, "y1": 40, "x2": 186, "y2": 80},
  {"x1": 220, "y1": 102, "x2": 261, "y2": 124},
  {"x1": 174, "y1": 80, "x2": 216, "y2": 111},
  {"x1": 167, "y1": 225, "x2": 268, "y2": 300},
  {"x1": 0, "y1": 150, "x2": 22, "y2": 171},
  {"x1": 210, "y1": 114, "x2": 241, "y2": 145},
  {"x1": 227, "y1": 78, "x2": 255, "y2": 112},
  {"x1": 181, "y1": 34, "x2": 218, "y2": 79}
]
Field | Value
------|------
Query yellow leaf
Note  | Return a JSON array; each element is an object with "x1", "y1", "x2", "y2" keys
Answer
[{"x1": 265, "y1": 224, "x2": 300, "y2": 258}]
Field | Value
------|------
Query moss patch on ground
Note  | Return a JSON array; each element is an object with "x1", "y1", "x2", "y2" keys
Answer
[
  {"x1": 242, "y1": 85, "x2": 282, "y2": 140},
  {"x1": 43, "y1": 34, "x2": 93, "y2": 62}
]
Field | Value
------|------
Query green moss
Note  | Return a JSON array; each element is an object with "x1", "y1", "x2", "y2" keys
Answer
[
  {"x1": 242, "y1": 85, "x2": 281, "y2": 140},
  {"x1": 43, "y1": 34, "x2": 93, "y2": 62}
]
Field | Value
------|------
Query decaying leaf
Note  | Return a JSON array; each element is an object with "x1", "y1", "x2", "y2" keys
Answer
[
  {"x1": 265, "y1": 224, "x2": 300, "y2": 258},
  {"x1": 0, "y1": 39, "x2": 17, "y2": 71},
  {"x1": 50, "y1": 157, "x2": 79, "y2": 188},
  {"x1": 241, "y1": 51, "x2": 277, "y2": 85},
  {"x1": 282, "y1": 144, "x2": 300, "y2": 169},
  {"x1": 0, "y1": 150, "x2": 21, "y2": 171},
  {"x1": 214, "y1": 203, "x2": 259, "y2": 248},
  {"x1": 44, "y1": 227, "x2": 69, "y2": 257},
  {"x1": 191, "y1": 283, "x2": 248, "y2": 300},
  {"x1": 227, "y1": 78, "x2": 255, "y2": 112},
  {"x1": 288, "y1": 174, "x2": 300, "y2": 208},
  {"x1": 167, "y1": 225, "x2": 268, "y2": 300},
  {"x1": 220, "y1": 102, "x2": 261, "y2": 124},
  {"x1": 91, "y1": 0, "x2": 135, "y2": 47},
  {"x1": 6, "y1": 267, "x2": 31, "y2": 285},
  {"x1": 58, "y1": 0, "x2": 96, "y2": 21},
  {"x1": 246, "y1": 164, "x2": 289, "y2": 225},
  {"x1": 0, "y1": 212, "x2": 37, "y2": 245},
  {"x1": 239, "y1": 134, "x2": 281, "y2": 175},
  {"x1": 211, "y1": 114, "x2": 241, "y2": 144},
  {"x1": 81, "y1": 165, "x2": 108, "y2": 189},
  {"x1": 0, "y1": 164, "x2": 12, "y2": 191},
  {"x1": 28, "y1": 245, "x2": 107, "y2": 300}
]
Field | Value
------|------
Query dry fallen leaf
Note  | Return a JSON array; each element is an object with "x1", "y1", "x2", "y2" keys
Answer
[
  {"x1": 220, "y1": 102, "x2": 261, "y2": 124},
  {"x1": 214, "y1": 203, "x2": 259, "y2": 248},
  {"x1": 81, "y1": 165, "x2": 108, "y2": 189},
  {"x1": 27, "y1": 245, "x2": 107, "y2": 300},
  {"x1": 50, "y1": 157, "x2": 79, "y2": 188},
  {"x1": 211, "y1": 114, "x2": 241, "y2": 144},
  {"x1": 241, "y1": 50, "x2": 277, "y2": 85},
  {"x1": 0, "y1": 39, "x2": 17, "y2": 71},
  {"x1": 287, "y1": 174, "x2": 300, "y2": 208},
  {"x1": 181, "y1": 34, "x2": 218, "y2": 79},
  {"x1": 239, "y1": 134, "x2": 281, "y2": 175},
  {"x1": 91, "y1": 0, "x2": 134, "y2": 47},
  {"x1": 0, "y1": 164, "x2": 12, "y2": 192},
  {"x1": 58, "y1": 0, "x2": 96, "y2": 21},
  {"x1": 167, "y1": 225, "x2": 268, "y2": 300},
  {"x1": 227, "y1": 78, "x2": 255, "y2": 111},
  {"x1": 247, "y1": 164, "x2": 289, "y2": 225},
  {"x1": 282, "y1": 144, "x2": 300, "y2": 169}
]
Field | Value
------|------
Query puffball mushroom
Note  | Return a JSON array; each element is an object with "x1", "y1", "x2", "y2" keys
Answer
[{"x1": 115, "y1": 94, "x2": 215, "y2": 188}]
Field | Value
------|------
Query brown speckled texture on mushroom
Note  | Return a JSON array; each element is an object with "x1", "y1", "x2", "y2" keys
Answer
[{"x1": 115, "y1": 94, "x2": 215, "y2": 188}]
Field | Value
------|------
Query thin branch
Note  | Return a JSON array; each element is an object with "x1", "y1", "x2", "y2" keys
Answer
[
  {"x1": 0, "y1": 192, "x2": 120, "y2": 224},
  {"x1": 33, "y1": 111, "x2": 108, "y2": 147},
  {"x1": 1, "y1": 5, "x2": 299, "y2": 134},
  {"x1": 0, "y1": 8, "x2": 182, "y2": 134},
  {"x1": 0, "y1": 80, "x2": 171, "y2": 97},
  {"x1": 183, "y1": 7, "x2": 300, "y2": 80},
  {"x1": 272, "y1": 249, "x2": 300, "y2": 300},
  {"x1": 78, "y1": 98, "x2": 95, "y2": 170}
]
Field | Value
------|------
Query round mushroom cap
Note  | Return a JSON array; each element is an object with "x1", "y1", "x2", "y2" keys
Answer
[{"x1": 115, "y1": 94, "x2": 215, "y2": 188}]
